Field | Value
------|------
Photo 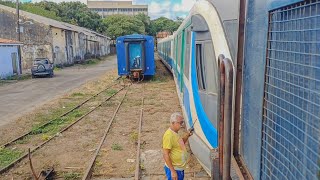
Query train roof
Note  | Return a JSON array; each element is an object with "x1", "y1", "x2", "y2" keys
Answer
[{"x1": 117, "y1": 34, "x2": 153, "y2": 41}]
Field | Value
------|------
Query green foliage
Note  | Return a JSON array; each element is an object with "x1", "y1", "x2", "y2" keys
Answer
[
  {"x1": 0, "y1": 1, "x2": 61, "y2": 21},
  {"x1": 103, "y1": 14, "x2": 145, "y2": 38},
  {"x1": 0, "y1": 148, "x2": 23, "y2": 168},
  {"x1": 30, "y1": 109, "x2": 84, "y2": 136},
  {"x1": 111, "y1": 143, "x2": 123, "y2": 151},
  {"x1": 106, "y1": 89, "x2": 118, "y2": 96},
  {"x1": 63, "y1": 172, "x2": 81, "y2": 180},
  {"x1": 71, "y1": 92, "x2": 85, "y2": 97},
  {"x1": 0, "y1": 1, "x2": 103, "y2": 32},
  {"x1": 0, "y1": 1, "x2": 183, "y2": 36},
  {"x1": 149, "y1": 17, "x2": 181, "y2": 36}
]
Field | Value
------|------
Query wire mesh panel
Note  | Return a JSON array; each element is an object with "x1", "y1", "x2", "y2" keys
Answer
[{"x1": 261, "y1": 1, "x2": 320, "y2": 179}]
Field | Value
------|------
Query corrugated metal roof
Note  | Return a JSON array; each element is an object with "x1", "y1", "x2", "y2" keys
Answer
[
  {"x1": 0, "y1": 4, "x2": 109, "y2": 38},
  {"x1": 0, "y1": 38, "x2": 22, "y2": 44}
]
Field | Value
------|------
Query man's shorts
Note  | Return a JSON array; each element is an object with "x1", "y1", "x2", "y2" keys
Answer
[{"x1": 164, "y1": 166, "x2": 184, "y2": 180}]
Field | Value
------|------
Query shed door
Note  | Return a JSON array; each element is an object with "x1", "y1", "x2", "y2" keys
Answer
[{"x1": 11, "y1": 52, "x2": 18, "y2": 74}]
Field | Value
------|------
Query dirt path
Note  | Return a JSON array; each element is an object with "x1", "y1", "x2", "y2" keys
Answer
[{"x1": 0, "y1": 55, "x2": 116, "y2": 127}]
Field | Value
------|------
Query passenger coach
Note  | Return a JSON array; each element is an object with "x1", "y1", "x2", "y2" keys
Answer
[{"x1": 116, "y1": 34, "x2": 155, "y2": 80}]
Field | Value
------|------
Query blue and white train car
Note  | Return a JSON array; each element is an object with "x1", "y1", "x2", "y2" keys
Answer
[
  {"x1": 117, "y1": 34, "x2": 155, "y2": 79},
  {"x1": 158, "y1": 0, "x2": 320, "y2": 179},
  {"x1": 158, "y1": 0, "x2": 235, "y2": 174}
]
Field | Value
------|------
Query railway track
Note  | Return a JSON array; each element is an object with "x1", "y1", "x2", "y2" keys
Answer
[
  {"x1": 82, "y1": 83, "x2": 145, "y2": 180},
  {"x1": 0, "y1": 79, "x2": 127, "y2": 174}
]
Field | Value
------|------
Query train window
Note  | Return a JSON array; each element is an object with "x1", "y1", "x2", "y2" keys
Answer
[
  {"x1": 204, "y1": 41, "x2": 217, "y2": 94},
  {"x1": 196, "y1": 44, "x2": 206, "y2": 90}
]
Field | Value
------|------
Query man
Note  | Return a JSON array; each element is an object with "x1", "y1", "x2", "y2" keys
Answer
[{"x1": 162, "y1": 112, "x2": 193, "y2": 180}]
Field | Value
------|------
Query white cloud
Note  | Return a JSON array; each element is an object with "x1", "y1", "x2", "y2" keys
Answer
[
  {"x1": 148, "y1": 1, "x2": 172, "y2": 19},
  {"x1": 173, "y1": 0, "x2": 196, "y2": 13}
]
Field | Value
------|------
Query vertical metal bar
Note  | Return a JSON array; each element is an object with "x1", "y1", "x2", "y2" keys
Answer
[
  {"x1": 217, "y1": 54, "x2": 225, "y2": 180},
  {"x1": 233, "y1": 0, "x2": 245, "y2": 156},
  {"x1": 233, "y1": 0, "x2": 254, "y2": 179},
  {"x1": 219, "y1": 58, "x2": 225, "y2": 180},
  {"x1": 220, "y1": 58, "x2": 233, "y2": 180}
]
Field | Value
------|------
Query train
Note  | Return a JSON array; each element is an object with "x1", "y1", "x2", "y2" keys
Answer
[
  {"x1": 158, "y1": 0, "x2": 320, "y2": 179},
  {"x1": 116, "y1": 34, "x2": 155, "y2": 80}
]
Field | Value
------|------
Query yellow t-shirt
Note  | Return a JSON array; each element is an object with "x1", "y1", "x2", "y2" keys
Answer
[{"x1": 162, "y1": 128, "x2": 188, "y2": 170}]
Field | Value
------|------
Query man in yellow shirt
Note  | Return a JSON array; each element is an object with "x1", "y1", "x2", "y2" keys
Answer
[{"x1": 162, "y1": 112, "x2": 193, "y2": 180}]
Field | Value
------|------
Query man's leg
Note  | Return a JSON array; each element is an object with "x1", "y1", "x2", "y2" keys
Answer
[{"x1": 177, "y1": 170, "x2": 184, "y2": 180}]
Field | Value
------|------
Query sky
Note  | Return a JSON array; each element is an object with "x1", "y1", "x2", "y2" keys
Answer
[{"x1": 27, "y1": 0, "x2": 197, "y2": 19}]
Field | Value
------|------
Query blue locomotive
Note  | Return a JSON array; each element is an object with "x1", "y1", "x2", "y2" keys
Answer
[{"x1": 116, "y1": 34, "x2": 155, "y2": 80}]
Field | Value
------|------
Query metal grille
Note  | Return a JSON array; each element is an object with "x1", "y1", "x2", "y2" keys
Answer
[{"x1": 261, "y1": 1, "x2": 320, "y2": 179}]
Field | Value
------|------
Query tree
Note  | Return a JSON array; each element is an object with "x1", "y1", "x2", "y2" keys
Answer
[
  {"x1": 134, "y1": 13, "x2": 151, "y2": 35},
  {"x1": 149, "y1": 17, "x2": 182, "y2": 36},
  {"x1": 103, "y1": 15, "x2": 145, "y2": 39}
]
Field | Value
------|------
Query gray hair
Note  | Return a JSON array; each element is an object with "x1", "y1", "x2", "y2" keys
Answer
[{"x1": 170, "y1": 112, "x2": 183, "y2": 123}]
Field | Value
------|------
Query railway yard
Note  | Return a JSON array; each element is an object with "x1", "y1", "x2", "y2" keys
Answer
[{"x1": 0, "y1": 55, "x2": 209, "y2": 179}]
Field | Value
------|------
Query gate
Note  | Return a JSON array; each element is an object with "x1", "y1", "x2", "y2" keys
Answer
[{"x1": 261, "y1": 1, "x2": 320, "y2": 179}]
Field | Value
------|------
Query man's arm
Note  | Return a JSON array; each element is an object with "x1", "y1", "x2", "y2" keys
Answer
[
  {"x1": 182, "y1": 131, "x2": 192, "y2": 144},
  {"x1": 163, "y1": 148, "x2": 177, "y2": 180}
]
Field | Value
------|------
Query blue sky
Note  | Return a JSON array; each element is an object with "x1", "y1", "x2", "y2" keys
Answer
[{"x1": 29, "y1": 0, "x2": 196, "y2": 19}]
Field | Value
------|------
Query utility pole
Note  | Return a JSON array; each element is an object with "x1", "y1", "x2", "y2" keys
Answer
[{"x1": 16, "y1": 0, "x2": 22, "y2": 75}]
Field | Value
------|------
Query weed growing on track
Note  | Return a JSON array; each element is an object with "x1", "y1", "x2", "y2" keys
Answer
[
  {"x1": 30, "y1": 109, "x2": 86, "y2": 136},
  {"x1": 130, "y1": 131, "x2": 138, "y2": 142},
  {"x1": 14, "y1": 136, "x2": 30, "y2": 145},
  {"x1": 106, "y1": 89, "x2": 118, "y2": 96},
  {"x1": 71, "y1": 92, "x2": 85, "y2": 97},
  {"x1": 0, "y1": 148, "x2": 23, "y2": 168},
  {"x1": 111, "y1": 143, "x2": 123, "y2": 151},
  {"x1": 63, "y1": 172, "x2": 81, "y2": 180}
]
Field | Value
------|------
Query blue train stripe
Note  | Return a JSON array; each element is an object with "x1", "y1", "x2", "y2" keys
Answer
[
  {"x1": 190, "y1": 31, "x2": 218, "y2": 148},
  {"x1": 183, "y1": 84, "x2": 193, "y2": 127}
]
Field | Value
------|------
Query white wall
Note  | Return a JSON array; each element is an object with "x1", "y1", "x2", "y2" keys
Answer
[{"x1": 0, "y1": 45, "x2": 20, "y2": 79}]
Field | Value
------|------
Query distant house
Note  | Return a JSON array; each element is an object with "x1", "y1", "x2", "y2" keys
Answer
[
  {"x1": 0, "y1": 4, "x2": 111, "y2": 70},
  {"x1": 156, "y1": 31, "x2": 171, "y2": 39},
  {"x1": 0, "y1": 38, "x2": 22, "y2": 79}
]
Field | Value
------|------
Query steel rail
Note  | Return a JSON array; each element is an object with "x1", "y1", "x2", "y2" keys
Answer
[
  {"x1": 0, "y1": 85, "x2": 126, "y2": 174},
  {"x1": 1, "y1": 80, "x2": 120, "y2": 148},
  {"x1": 82, "y1": 85, "x2": 130, "y2": 180},
  {"x1": 134, "y1": 85, "x2": 144, "y2": 180}
]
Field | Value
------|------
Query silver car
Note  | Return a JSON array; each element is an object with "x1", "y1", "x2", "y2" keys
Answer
[{"x1": 31, "y1": 58, "x2": 54, "y2": 78}]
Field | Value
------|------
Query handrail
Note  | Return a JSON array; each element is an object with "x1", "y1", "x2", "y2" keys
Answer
[{"x1": 218, "y1": 55, "x2": 234, "y2": 180}]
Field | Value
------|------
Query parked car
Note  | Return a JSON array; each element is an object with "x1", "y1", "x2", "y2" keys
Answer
[{"x1": 31, "y1": 58, "x2": 54, "y2": 78}]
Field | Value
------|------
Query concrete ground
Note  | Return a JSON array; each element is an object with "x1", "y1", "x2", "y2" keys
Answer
[{"x1": 0, "y1": 55, "x2": 117, "y2": 127}]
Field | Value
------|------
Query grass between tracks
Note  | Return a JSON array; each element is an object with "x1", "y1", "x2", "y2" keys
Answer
[
  {"x1": 0, "y1": 148, "x2": 23, "y2": 168},
  {"x1": 0, "y1": 74, "x2": 120, "y2": 170}
]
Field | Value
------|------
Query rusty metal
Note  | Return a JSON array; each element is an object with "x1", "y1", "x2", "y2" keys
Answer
[
  {"x1": 210, "y1": 148, "x2": 219, "y2": 180},
  {"x1": 222, "y1": 58, "x2": 233, "y2": 180},
  {"x1": 219, "y1": 57, "x2": 233, "y2": 180},
  {"x1": 233, "y1": 0, "x2": 246, "y2": 157},
  {"x1": 0, "y1": 86, "x2": 126, "y2": 174},
  {"x1": 232, "y1": 0, "x2": 254, "y2": 179},
  {"x1": 134, "y1": 96, "x2": 144, "y2": 180},
  {"x1": 219, "y1": 58, "x2": 225, "y2": 180},
  {"x1": 217, "y1": 54, "x2": 225, "y2": 180},
  {"x1": 1, "y1": 81, "x2": 120, "y2": 149},
  {"x1": 82, "y1": 87, "x2": 130, "y2": 180},
  {"x1": 28, "y1": 148, "x2": 39, "y2": 180}
]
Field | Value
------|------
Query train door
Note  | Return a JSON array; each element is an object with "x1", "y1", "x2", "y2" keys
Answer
[{"x1": 192, "y1": 14, "x2": 219, "y2": 128}]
